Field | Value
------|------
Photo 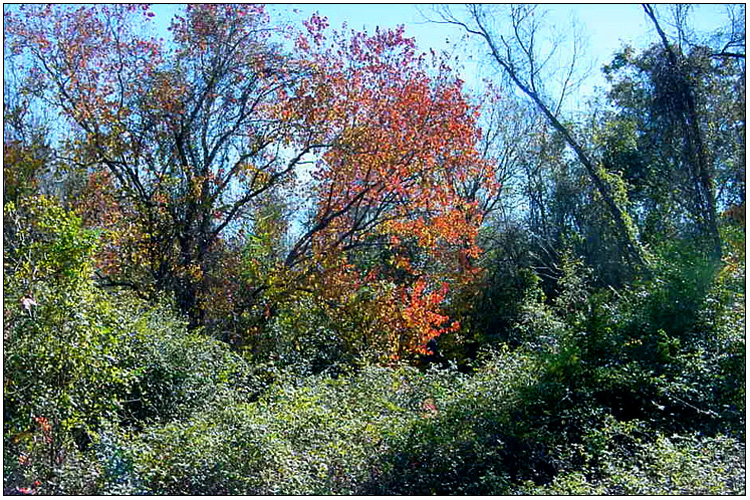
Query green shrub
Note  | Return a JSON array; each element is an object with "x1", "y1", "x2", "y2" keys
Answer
[
  {"x1": 3, "y1": 196, "x2": 264, "y2": 494},
  {"x1": 522, "y1": 418, "x2": 745, "y2": 495},
  {"x1": 101, "y1": 366, "x2": 405, "y2": 494},
  {"x1": 366, "y1": 346, "x2": 547, "y2": 494},
  {"x1": 107, "y1": 354, "x2": 539, "y2": 495},
  {"x1": 509, "y1": 246, "x2": 745, "y2": 438},
  {"x1": 116, "y1": 302, "x2": 262, "y2": 426},
  {"x1": 4, "y1": 197, "x2": 744, "y2": 495},
  {"x1": 245, "y1": 295, "x2": 360, "y2": 376}
]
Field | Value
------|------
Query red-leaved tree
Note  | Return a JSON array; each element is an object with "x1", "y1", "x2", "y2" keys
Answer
[{"x1": 6, "y1": 5, "x2": 497, "y2": 358}]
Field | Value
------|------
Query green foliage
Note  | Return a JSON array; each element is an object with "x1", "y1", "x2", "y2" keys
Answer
[
  {"x1": 98, "y1": 327, "x2": 744, "y2": 495},
  {"x1": 522, "y1": 418, "x2": 745, "y2": 495},
  {"x1": 243, "y1": 295, "x2": 360, "y2": 376},
  {"x1": 86, "y1": 352, "x2": 544, "y2": 495},
  {"x1": 4, "y1": 196, "x2": 98, "y2": 288},
  {"x1": 365, "y1": 347, "x2": 549, "y2": 494},
  {"x1": 515, "y1": 246, "x2": 744, "y2": 437},
  {"x1": 603, "y1": 38, "x2": 744, "y2": 250},
  {"x1": 4, "y1": 197, "x2": 113, "y2": 447},
  {"x1": 3, "y1": 196, "x2": 266, "y2": 494},
  {"x1": 4, "y1": 283, "x2": 261, "y2": 494},
  {"x1": 102, "y1": 366, "x2": 434, "y2": 494},
  {"x1": 112, "y1": 408, "x2": 263, "y2": 495}
]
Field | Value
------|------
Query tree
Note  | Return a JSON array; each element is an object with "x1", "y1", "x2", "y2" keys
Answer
[
  {"x1": 5, "y1": 5, "x2": 313, "y2": 325},
  {"x1": 602, "y1": 5, "x2": 744, "y2": 259},
  {"x1": 431, "y1": 4, "x2": 650, "y2": 271},
  {"x1": 2, "y1": 54, "x2": 53, "y2": 207},
  {"x1": 641, "y1": 4, "x2": 721, "y2": 261},
  {"x1": 6, "y1": 6, "x2": 495, "y2": 358},
  {"x1": 258, "y1": 18, "x2": 497, "y2": 359}
]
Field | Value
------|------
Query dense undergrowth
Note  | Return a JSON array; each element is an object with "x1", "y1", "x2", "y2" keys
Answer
[{"x1": 3, "y1": 196, "x2": 745, "y2": 495}]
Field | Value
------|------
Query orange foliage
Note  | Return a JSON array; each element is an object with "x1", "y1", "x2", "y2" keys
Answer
[
  {"x1": 277, "y1": 20, "x2": 497, "y2": 358},
  {"x1": 6, "y1": 5, "x2": 498, "y2": 358}
]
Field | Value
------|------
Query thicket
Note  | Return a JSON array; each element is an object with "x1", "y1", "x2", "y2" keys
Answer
[
  {"x1": 4, "y1": 195, "x2": 744, "y2": 495},
  {"x1": 3, "y1": 4, "x2": 745, "y2": 495}
]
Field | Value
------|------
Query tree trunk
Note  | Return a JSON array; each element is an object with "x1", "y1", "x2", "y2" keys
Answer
[{"x1": 643, "y1": 4, "x2": 722, "y2": 263}]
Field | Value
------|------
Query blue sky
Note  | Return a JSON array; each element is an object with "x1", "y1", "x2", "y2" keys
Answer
[
  {"x1": 273, "y1": 4, "x2": 731, "y2": 103},
  {"x1": 277, "y1": 4, "x2": 730, "y2": 61},
  {"x1": 149, "y1": 3, "x2": 733, "y2": 108}
]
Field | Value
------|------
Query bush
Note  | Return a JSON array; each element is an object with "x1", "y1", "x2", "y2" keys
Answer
[
  {"x1": 4, "y1": 196, "x2": 129, "y2": 493},
  {"x1": 521, "y1": 417, "x2": 745, "y2": 495},
  {"x1": 243, "y1": 294, "x2": 361, "y2": 377},
  {"x1": 3, "y1": 196, "x2": 264, "y2": 494},
  {"x1": 508, "y1": 247, "x2": 745, "y2": 439},
  {"x1": 112, "y1": 345, "x2": 552, "y2": 495},
  {"x1": 3, "y1": 198, "x2": 744, "y2": 496},
  {"x1": 364, "y1": 346, "x2": 548, "y2": 494},
  {"x1": 115, "y1": 365, "x2": 440, "y2": 494}
]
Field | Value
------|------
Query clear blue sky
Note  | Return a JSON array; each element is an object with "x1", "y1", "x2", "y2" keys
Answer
[
  {"x1": 148, "y1": 3, "x2": 733, "y2": 107},
  {"x1": 8, "y1": 3, "x2": 733, "y2": 112},
  {"x1": 269, "y1": 4, "x2": 732, "y2": 103}
]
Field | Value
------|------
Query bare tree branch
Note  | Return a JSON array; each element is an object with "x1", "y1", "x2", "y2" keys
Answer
[{"x1": 432, "y1": 4, "x2": 650, "y2": 270}]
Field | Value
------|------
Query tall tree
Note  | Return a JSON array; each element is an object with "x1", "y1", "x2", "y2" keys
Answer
[
  {"x1": 432, "y1": 4, "x2": 651, "y2": 271},
  {"x1": 641, "y1": 4, "x2": 723, "y2": 262},
  {"x1": 5, "y1": 5, "x2": 312, "y2": 325},
  {"x1": 602, "y1": 5, "x2": 744, "y2": 258},
  {"x1": 6, "y1": 6, "x2": 495, "y2": 356},
  {"x1": 267, "y1": 18, "x2": 497, "y2": 358}
]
